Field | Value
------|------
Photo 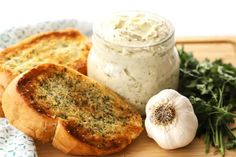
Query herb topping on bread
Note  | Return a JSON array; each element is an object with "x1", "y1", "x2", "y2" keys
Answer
[
  {"x1": 0, "y1": 29, "x2": 91, "y2": 117},
  {"x1": 2, "y1": 64, "x2": 143, "y2": 155}
]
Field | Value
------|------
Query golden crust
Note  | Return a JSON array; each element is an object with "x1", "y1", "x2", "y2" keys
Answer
[
  {"x1": 0, "y1": 29, "x2": 91, "y2": 117},
  {"x1": 2, "y1": 63, "x2": 143, "y2": 155},
  {"x1": 0, "y1": 29, "x2": 91, "y2": 60},
  {"x1": 0, "y1": 69, "x2": 16, "y2": 91},
  {"x1": 2, "y1": 73, "x2": 57, "y2": 142},
  {"x1": 0, "y1": 85, "x2": 4, "y2": 117},
  {"x1": 52, "y1": 120, "x2": 128, "y2": 155}
]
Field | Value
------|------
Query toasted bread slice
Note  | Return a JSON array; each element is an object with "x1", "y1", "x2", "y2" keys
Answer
[
  {"x1": 2, "y1": 64, "x2": 143, "y2": 155},
  {"x1": 0, "y1": 85, "x2": 4, "y2": 116},
  {"x1": 0, "y1": 29, "x2": 91, "y2": 117}
]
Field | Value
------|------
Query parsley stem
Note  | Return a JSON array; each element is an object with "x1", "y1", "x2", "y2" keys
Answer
[
  {"x1": 215, "y1": 125, "x2": 219, "y2": 148},
  {"x1": 219, "y1": 129, "x2": 225, "y2": 156},
  {"x1": 204, "y1": 131, "x2": 211, "y2": 153},
  {"x1": 209, "y1": 118, "x2": 216, "y2": 144},
  {"x1": 179, "y1": 49, "x2": 236, "y2": 156}
]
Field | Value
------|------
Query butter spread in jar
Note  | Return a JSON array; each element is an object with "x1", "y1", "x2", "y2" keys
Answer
[{"x1": 88, "y1": 11, "x2": 180, "y2": 115}]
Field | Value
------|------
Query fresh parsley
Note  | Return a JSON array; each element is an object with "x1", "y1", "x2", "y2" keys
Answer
[{"x1": 178, "y1": 48, "x2": 236, "y2": 156}]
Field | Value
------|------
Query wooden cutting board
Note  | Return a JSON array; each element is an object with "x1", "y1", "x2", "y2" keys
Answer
[{"x1": 36, "y1": 36, "x2": 236, "y2": 157}]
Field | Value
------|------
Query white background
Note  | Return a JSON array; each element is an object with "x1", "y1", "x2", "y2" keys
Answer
[{"x1": 0, "y1": 0, "x2": 236, "y2": 37}]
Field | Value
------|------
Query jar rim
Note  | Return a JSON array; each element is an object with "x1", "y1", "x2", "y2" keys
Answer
[{"x1": 93, "y1": 11, "x2": 175, "y2": 48}]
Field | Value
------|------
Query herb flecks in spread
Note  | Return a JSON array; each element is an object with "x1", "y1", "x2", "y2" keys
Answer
[
  {"x1": 111, "y1": 13, "x2": 170, "y2": 45},
  {"x1": 179, "y1": 48, "x2": 236, "y2": 155},
  {"x1": 89, "y1": 12, "x2": 179, "y2": 115}
]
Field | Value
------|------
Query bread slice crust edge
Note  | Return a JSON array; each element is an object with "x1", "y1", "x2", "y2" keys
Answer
[
  {"x1": 2, "y1": 63, "x2": 143, "y2": 155},
  {"x1": 0, "y1": 29, "x2": 91, "y2": 117}
]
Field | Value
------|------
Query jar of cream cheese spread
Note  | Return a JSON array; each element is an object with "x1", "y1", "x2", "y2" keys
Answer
[{"x1": 88, "y1": 11, "x2": 180, "y2": 115}]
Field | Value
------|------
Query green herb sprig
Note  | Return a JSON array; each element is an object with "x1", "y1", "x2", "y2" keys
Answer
[{"x1": 178, "y1": 48, "x2": 236, "y2": 156}]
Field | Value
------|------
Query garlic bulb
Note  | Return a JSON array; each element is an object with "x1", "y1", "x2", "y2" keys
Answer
[{"x1": 145, "y1": 89, "x2": 198, "y2": 149}]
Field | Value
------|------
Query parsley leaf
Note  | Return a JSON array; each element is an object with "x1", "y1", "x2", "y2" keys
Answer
[{"x1": 178, "y1": 48, "x2": 236, "y2": 156}]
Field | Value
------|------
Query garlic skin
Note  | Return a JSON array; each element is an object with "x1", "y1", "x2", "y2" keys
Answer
[{"x1": 145, "y1": 89, "x2": 198, "y2": 149}]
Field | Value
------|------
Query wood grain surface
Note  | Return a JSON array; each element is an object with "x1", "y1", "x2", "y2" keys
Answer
[{"x1": 36, "y1": 37, "x2": 236, "y2": 157}]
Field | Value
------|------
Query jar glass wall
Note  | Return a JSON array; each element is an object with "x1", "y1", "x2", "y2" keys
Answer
[{"x1": 88, "y1": 11, "x2": 180, "y2": 115}]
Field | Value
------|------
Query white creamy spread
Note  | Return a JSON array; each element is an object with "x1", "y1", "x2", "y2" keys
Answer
[
  {"x1": 95, "y1": 13, "x2": 171, "y2": 46},
  {"x1": 88, "y1": 12, "x2": 179, "y2": 114}
]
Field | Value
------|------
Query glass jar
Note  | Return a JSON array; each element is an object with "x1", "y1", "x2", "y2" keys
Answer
[{"x1": 87, "y1": 12, "x2": 180, "y2": 115}]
